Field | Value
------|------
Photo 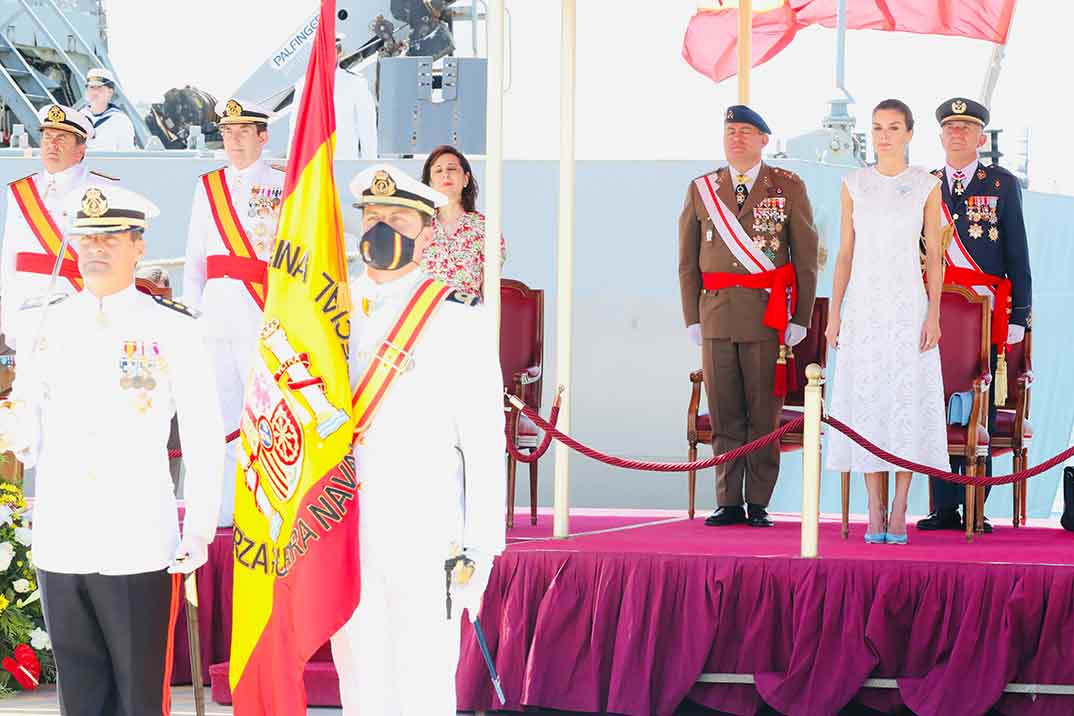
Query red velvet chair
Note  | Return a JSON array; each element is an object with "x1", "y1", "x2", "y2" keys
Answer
[
  {"x1": 992, "y1": 332, "x2": 1033, "y2": 528},
  {"x1": 500, "y1": 279, "x2": 544, "y2": 528},
  {"x1": 686, "y1": 298, "x2": 829, "y2": 520}
]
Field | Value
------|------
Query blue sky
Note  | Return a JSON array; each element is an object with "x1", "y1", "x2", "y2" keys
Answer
[{"x1": 104, "y1": 1, "x2": 1068, "y2": 194}]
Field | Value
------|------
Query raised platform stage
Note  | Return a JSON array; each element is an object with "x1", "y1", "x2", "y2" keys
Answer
[{"x1": 175, "y1": 510, "x2": 1074, "y2": 716}]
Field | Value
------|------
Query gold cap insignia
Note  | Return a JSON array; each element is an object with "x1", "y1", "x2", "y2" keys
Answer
[
  {"x1": 81, "y1": 188, "x2": 107, "y2": 218},
  {"x1": 952, "y1": 99, "x2": 967, "y2": 114},
  {"x1": 225, "y1": 100, "x2": 243, "y2": 118},
  {"x1": 370, "y1": 170, "x2": 396, "y2": 197},
  {"x1": 46, "y1": 105, "x2": 66, "y2": 123}
]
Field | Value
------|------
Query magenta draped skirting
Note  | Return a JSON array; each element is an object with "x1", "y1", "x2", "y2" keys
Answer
[{"x1": 457, "y1": 522, "x2": 1074, "y2": 716}]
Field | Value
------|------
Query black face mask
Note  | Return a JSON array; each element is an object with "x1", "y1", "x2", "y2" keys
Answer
[{"x1": 359, "y1": 221, "x2": 417, "y2": 271}]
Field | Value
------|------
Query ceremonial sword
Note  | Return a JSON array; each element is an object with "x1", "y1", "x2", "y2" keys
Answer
[
  {"x1": 184, "y1": 571, "x2": 206, "y2": 716},
  {"x1": 445, "y1": 554, "x2": 506, "y2": 706}
]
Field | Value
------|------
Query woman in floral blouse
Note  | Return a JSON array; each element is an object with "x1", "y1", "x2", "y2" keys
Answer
[{"x1": 420, "y1": 145, "x2": 506, "y2": 296}]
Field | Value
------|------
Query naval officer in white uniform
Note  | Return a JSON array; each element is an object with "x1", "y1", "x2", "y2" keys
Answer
[
  {"x1": 0, "y1": 184, "x2": 223, "y2": 716},
  {"x1": 81, "y1": 68, "x2": 136, "y2": 151},
  {"x1": 181, "y1": 97, "x2": 284, "y2": 526},
  {"x1": 330, "y1": 164, "x2": 505, "y2": 715},
  {"x1": 0, "y1": 104, "x2": 115, "y2": 349}
]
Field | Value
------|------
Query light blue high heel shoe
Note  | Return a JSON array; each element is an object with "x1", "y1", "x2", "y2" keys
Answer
[
  {"x1": 884, "y1": 532, "x2": 908, "y2": 545},
  {"x1": 865, "y1": 512, "x2": 888, "y2": 544}
]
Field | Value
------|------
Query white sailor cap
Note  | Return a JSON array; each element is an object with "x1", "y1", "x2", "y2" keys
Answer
[
  {"x1": 215, "y1": 97, "x2": 273, "y2": 126},
  {"x1": 66, "y1": 184, "x2": 160, "y2": 235},
  {"x1": 349, "y1": 164, "x2": 448, "y2": 217},
  {"x1": 85, "y1": 67, "x2": 116, "y2": 88},
  {"x1": 37, "y1": 104, "x2": 94, "y2": 141}
]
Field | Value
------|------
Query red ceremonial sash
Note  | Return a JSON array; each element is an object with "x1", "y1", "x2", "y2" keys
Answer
[
  {"x1": 703, "y1": 264, "x2": 799, "y2": 396},
  {"x1": 202, "y1": 169, "x2": 267, "y2": 310},
  {"x1": 351, "y1": 278, "x2": 453, "y2": 444},
  {"x1": 9, "y1": 177, "x2": 82, "y2": 290}
]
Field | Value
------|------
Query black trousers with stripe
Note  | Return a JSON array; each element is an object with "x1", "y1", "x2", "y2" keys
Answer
[{"x1": 38, "y1": 569, "x2": 180, "y2": 716}]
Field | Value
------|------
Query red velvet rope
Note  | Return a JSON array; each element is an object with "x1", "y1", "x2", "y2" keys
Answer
[
  {"x1": 822, "y1": 415, "x2": 1064, "y2": 486},
  {"x1": 514, "y1": 403, "x2": 803, "y2": 472},
  {"x1": 515, "y1": 404, "x2": 1064, "y2": 486},
  {"x1": 167, "y1": 428, "x2": 240, "y2": 459},
  {"x1": 505, "y1": 402, "x2": 562, "y2": 464}
]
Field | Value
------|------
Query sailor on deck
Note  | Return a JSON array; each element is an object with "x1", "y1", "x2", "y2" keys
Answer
[
  {"x1": 330, "y1": 164, "x2": 505, "y2": 715},
  {"x1": 679, "y1": 105, "x2": 820, "y2": 528},
  {"x1": 0, "y1": 184, "x2": 223, "y2": 716},
  {"x1": 918, "y1": 97, "x2": 1032, "y2": 533},
  {"x1": 81, "y1": 68, "x2": 136, "y2": 151},
  {"x1": 0, "y1": 104, "x2": 115, "y2": 349},
  {"x1": 181, "y1": 98, "x2": 284, "y2": 527},
  {"x1": 290, "y1": 34, "x2": 378, "y2": 159}
]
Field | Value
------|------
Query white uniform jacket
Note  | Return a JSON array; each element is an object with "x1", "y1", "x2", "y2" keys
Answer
[
  {"x1": 83, "y1": 105, "x2": 136, "y2": 151},
  {"x1": 0, "y1": 164, "x2": 116, "y2": 348},
  {"x1": 290, "y1": 61, "x2": 378, "y2": 160},
  {"x1": 350, "y1": 269, "x2": 505, "y2": 560},
  {"x1": 5, "y1": 286, "x2": 224, "y2": 575},
  {"x1": 180, "y1": 160, "x2": 284, "y2": 339}
]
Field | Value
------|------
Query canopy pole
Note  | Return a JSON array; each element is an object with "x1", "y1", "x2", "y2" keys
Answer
[
  {"x1": 484, "y1": 0, "x2": 504, "y2": 323},
  {"x1": 553, "y1": 0, "x2": 576, "y2": 539},
  {"x1": 737, "y1": 0, "x2": 752, "y2": 104}
]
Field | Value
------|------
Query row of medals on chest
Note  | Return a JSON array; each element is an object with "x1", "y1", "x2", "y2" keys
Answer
[
  {"x1": 248, "y1": 184, "x2": 283, "y2": 253},
  {"x1": 120, "y1": 341, "x2": 166, "y2": 413},
  {"x1": 960, "y1": 196, "x2": 1000, "y2": 241}
]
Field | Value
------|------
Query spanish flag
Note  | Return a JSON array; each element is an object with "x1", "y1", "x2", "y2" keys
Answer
[{"x1": 229, "y1": 1, "x2": 358, "y2": 713}]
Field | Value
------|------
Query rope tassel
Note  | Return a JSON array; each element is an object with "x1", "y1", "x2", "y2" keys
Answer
[{"x1": 994, "y1": 353, "x2": 1008, "y2": 407}]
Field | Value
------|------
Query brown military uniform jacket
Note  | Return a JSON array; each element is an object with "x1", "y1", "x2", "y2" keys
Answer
[{"x1": 678, "y1": 163, "x2": 820, "y2": 342}]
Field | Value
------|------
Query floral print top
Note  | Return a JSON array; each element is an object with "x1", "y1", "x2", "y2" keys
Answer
[{"x1": 420, "y1": 211, "x2": 507, "y2": 297}]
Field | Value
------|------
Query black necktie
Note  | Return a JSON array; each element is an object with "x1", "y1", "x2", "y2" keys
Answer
[
  {"x1": 735, "y1": 174, "x2": 749, "y2": 208},
  {"x1": 953, "y1": 170, "x2": 965, "y2": 197}
]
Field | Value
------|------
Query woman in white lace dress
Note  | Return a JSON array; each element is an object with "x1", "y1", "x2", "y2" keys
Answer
[{"x1": 825, "y1": 99, "x2": 948, "y2": 544}]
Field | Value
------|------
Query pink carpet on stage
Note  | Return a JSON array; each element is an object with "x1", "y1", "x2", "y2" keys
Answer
[{"x1": 175, "y1": 512, "x2": 1074, "y2": 715}]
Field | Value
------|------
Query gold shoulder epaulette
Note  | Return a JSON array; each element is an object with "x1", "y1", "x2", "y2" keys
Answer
[
  {"x1": 445, "y1": 289, "x2": 479, "y2": 307},
  {"x1": 152, "y1": 294, "x2": 201, "y2": 318},
  {"x1": 89, "y1": 170, "x2": 119, "y2": 181}
]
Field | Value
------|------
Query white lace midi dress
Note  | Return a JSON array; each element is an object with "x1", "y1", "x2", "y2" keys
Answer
[{"x1": 825, "y1": 166, "x2": 949, "y2": 473}]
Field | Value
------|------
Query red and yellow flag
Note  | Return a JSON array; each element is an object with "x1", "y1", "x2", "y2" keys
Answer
[{"x1": 229, "y1": 1, "x2": 357, "y2": 713}]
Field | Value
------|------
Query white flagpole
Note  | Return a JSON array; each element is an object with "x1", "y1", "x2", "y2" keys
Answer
[{"x1": 553, "y1": 0, "x2": 576, "y2": 539}]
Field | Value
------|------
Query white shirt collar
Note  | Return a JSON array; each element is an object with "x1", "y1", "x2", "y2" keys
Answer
[
  {"x1": 41, "y1": 162, "x2": 86, "y2": 190},
  {"x1": 727, "y1": 161, "x2": 762, "y2": 188},
  {"x1": 945, "y1": 158, "x2": 979, "y2": 189},
  {"x1": 228, "y1": 158, "x2": 266, "y2": 182},
  {"x1": 76, "y1": 283, "x2": 141, "y2": 314},
  {"x1": 355, "y1": 266, "x2": 426, "y2": 305}
]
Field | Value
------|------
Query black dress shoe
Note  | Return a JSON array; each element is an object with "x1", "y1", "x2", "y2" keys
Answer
[
  {"x1": 1062, "y1": 467, "x2": 1074, "y2": 532},
  {"x1": 746, "y1": 504, "x2": 774, "y2": 527},
  {"x1": 704, "y1": 505, "x2": 746, "y2": 526},
  {"x1": 917, "y1": 508, "x2": 961, "y2": 531}
]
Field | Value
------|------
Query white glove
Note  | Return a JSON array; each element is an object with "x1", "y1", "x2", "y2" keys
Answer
[
  {"x1": 687, "y1": 323, "x2": 702, "y2": 347},
  {"x1": 168, "y1": 535, "x2": 209, "y2": 575},
  {"x1": 785, "y1": 322, "x2": 807, "y2": 348},
  {"x1": 450, "y1": 549, "x2": 494, "y2": 620},
  {"x1": 1007, "y1": 324, "x2": 1025, "y2": 345}
]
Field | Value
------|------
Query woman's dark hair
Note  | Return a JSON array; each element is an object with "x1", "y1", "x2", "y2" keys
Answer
[
  {"x1": 872, "y1": 99, "x2": 914, "y2": 131},
  {"x1": 422, "y1": 145, "x2": 478, "y2": 213}
]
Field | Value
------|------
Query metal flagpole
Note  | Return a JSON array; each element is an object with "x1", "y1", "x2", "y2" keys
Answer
[
  {"x1": 484, "y1": 0, "x2": 504, "y2": 324},
  {"x1": 737, "y1": 0, "x2": 752, "y2": 104},
  {"x1": 553, "y1": 0, "x2": 576, "y2": 539}
]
